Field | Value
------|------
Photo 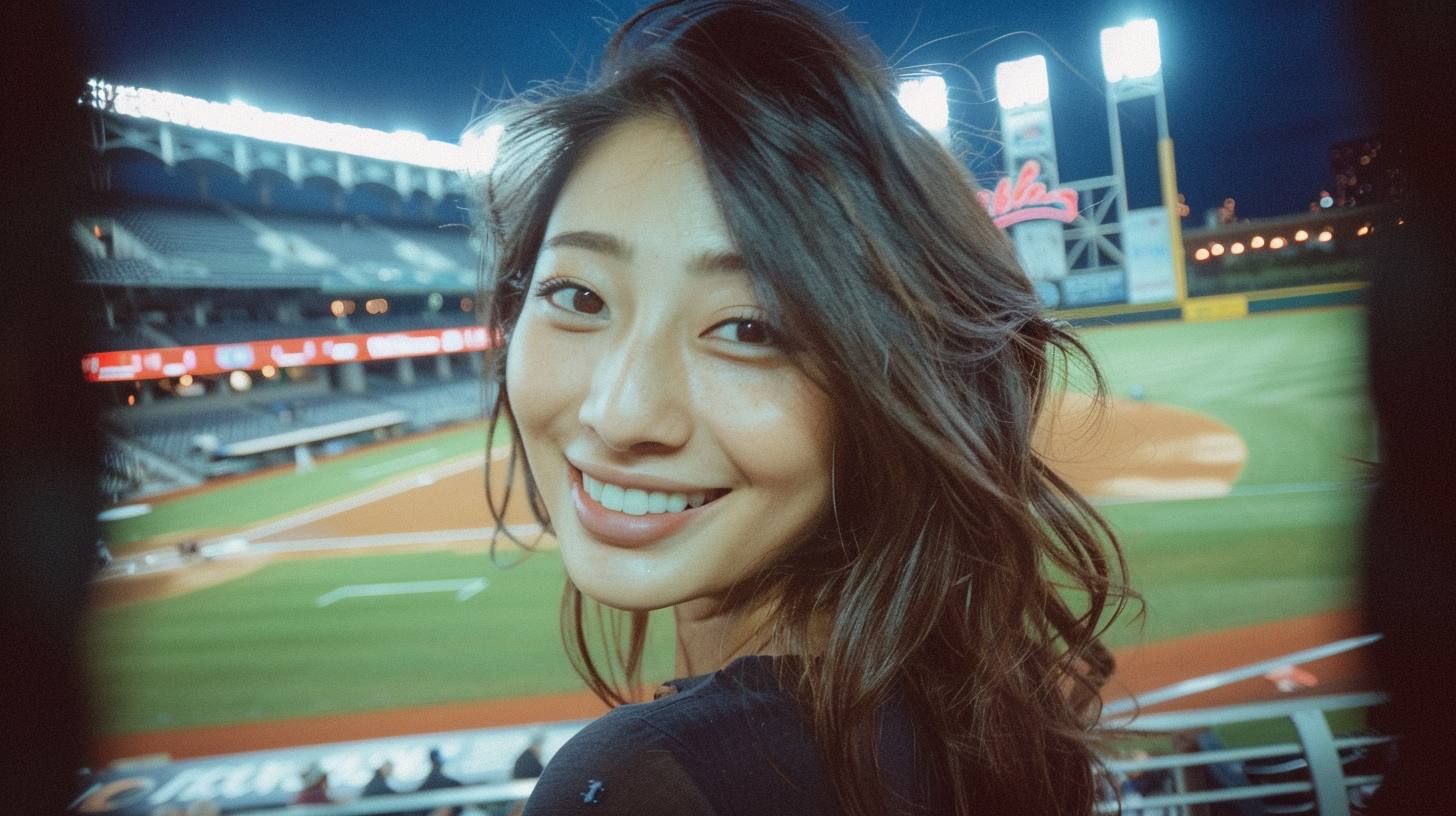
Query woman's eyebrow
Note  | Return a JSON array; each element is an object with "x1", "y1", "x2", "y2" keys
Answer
[
  {"x1": 691, "y1": 249, "x2": 748, "y2": 274},
  {"x1": 547, "y1": 231, "x2": 745, "y2": 275},
  {"x1": 544, "y1": 230, "x2": 628, "y2": 259}
]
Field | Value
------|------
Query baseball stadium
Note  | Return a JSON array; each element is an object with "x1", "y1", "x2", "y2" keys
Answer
[{"x1": 61, "y1": 9, "x2": 1409, "y2": 816}]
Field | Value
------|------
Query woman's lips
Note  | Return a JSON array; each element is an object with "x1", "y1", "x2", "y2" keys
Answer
[{"x1": 569, "y1": 468, "x2": 709, "y2": 548}]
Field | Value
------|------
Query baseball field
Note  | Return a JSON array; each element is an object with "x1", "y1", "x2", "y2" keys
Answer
[{"x1": 85, "y1": 305, "x2": 1374, "y2": 763}]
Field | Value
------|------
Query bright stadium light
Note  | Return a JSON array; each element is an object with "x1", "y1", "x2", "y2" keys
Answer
[
  {"x1": 897, "y1": 75, "x2": 949, "y2": 134},
  {"x1": 460, "y1": 122, "x2": 505, "y2": 177},
  {"x1": 995, "y1": 56, "x2": 1050, "y2": 110},
  {"x1": 1100, "y1": 19, "x2": 1162, "y2": 84},
  {"x1": 86, "y1": 79, "x2": 465, "y2": 171}
]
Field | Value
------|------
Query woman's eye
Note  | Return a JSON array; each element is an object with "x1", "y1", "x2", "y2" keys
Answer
[
  {"x1": 541, "y1": 283, "x2": 607, "y2": 316},
  {"x1": 708, "y1": 318, "x2": 775, "y2": 346}
]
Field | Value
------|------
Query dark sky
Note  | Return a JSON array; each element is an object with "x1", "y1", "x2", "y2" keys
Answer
[{"x1": 70, "y1": 0, "x2": 1373, "y2": 220}]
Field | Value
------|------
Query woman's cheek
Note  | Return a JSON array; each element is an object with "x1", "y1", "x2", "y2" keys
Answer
[
  {"x1": 509, "y1": 316, "x2": 577, "y2": 426},
  {"x1": 702, "y1": 364, "x2": 834, "y2": 485}
]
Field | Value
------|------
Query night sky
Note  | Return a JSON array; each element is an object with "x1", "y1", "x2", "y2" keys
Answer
[{"x1": 69, "y1": 0, "x2": 1374, "y2": 220}]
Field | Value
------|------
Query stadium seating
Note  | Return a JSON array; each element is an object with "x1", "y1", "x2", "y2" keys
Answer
[
  {"x1": 82, "y1": 183, "x2": 486, "y2": 500},
  {"x1": 107, "y1": 390, "x2": 403, "y2": 477},
  {"x1": 76, "y1": 256, "x2": 164, "y2": 286},
  {"x1": 161, "y1": 316, "x2": 350, "y2": 347},
  {"x1": 366, "y1": 375, "x2": 493, "y2": 430}
]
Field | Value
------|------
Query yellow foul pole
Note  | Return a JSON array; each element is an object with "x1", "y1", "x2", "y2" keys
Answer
[{"x1": 1158, "y1": 137, "x2": 1188, "y2": 303}]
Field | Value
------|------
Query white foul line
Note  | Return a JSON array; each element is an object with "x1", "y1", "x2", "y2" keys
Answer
[
  {"x1": 244, "y1": 526, "x2": 543, "y2": 555},
  {"x1": 233, "y1": 443, "x2": 511, "y2": 544},
  {"x1": 315, "y1": 577, "x2": 488, "y2": 607}
]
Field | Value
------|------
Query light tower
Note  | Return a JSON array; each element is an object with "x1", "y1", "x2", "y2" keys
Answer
[
  {"x1": 994, "y1": 55, "x2": 1068, "y2": 288},
  {"x1": 897, "y1": 74, "x2": 950, "y2": 145},
  {"x1": 1100, "y1": 19, "x2": 1186, "y2": 303}
]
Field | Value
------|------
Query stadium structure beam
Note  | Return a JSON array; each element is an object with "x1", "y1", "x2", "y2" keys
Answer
[{"x1": 85, "y1": 80, "x2": 470, "y2": 203}]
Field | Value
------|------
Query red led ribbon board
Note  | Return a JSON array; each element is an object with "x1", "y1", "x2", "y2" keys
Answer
[{"x1": 82, "y1": 326, "x2": 493, "y2": 383}]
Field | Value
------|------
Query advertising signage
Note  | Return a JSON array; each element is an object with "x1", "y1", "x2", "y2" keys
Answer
[{"x1": 82, "y1": 326, "x2": 493, "y2": 383}]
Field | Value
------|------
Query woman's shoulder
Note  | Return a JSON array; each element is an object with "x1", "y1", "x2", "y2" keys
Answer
[
  {"x1": 522, "y1": 656, "x2": 842, "y2": 816},
  {"x1": 522, "y1": 702, "x2": 715, "y2": 815}
]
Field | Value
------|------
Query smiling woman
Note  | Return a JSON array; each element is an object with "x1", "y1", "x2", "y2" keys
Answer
[
  {"x1": 471, "y1": 1, "x2": 1131, "y2": 814},
  {"x1": 507, "y1": 118, "x2": 835, "y2": 624}
]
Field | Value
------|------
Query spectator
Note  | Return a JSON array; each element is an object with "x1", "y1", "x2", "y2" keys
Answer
[
  {"x1": 291, "y1": 764, "x2": 332, "y2": 805},
  {"x1": 1216, "y1": 196, "x2": 1238, "y2": 224},
  {"x1": 364, "y1": 760, "x2": 397, "y2": 796},
  {"x1": 362, "y1": 760, "x2": 406, "y2": 816},
  {"x1": 511, "y1": 735, "x2": 545, "y2": 780},
  {"x1": 507, "y1": 736, "x2": 546, "y2": 816},
  {"x1": 415, "y1": 749, "x2": 462, "y2": 816}
]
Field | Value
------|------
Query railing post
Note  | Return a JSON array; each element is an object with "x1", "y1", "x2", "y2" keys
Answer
[{"x1": 1289, "y1": 708, "x2": 1350, "y2": 816}]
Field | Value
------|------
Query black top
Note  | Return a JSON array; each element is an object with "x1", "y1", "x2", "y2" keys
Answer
[{"x1": 521, "y1": 655, "x2": 936, "y2": 816}]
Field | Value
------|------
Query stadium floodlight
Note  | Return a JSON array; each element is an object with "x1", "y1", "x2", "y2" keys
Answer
[
  {"x1": 1099, "y1": 19, "x2": 1162, "y2": 84},
  {"x1": 86, "y1": 79, "x2": 465, "y2": 171},
  {"x1": 897, "y1": 75, "x2": 949, "y2": 134},
  {"x1": 459, "y1": 122, "x2": 505, "y2": 178},
  {"x1": 995, "y1": 56, "x2": 1050, "y2": 110}
]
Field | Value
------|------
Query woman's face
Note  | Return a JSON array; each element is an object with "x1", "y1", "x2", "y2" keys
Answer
[{"x1": 505, "y1": 117, "x2": 834, "y2": 613}]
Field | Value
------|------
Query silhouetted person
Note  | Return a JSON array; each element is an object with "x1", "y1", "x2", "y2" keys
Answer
[
  {"x1": 415, "y1": 749, "x2": 462, "y2": 816},
  {"x1": 512, "y1": 735, "x2": 545, "y2": 780},
  {"x1": 363, "y1": 760, "x2": 397, "y2": 796}
]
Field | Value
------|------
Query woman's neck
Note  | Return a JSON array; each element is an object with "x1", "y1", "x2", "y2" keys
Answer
[{"x1": 672, "y1": 596, "x2": 782, "y2": 677}]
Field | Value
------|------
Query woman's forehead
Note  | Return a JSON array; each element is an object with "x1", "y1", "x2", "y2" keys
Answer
[{"x1": 542, "y1": 118, "x2": 739, "y2": 265}]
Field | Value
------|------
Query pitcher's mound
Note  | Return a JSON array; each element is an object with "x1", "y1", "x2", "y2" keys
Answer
[{"x1": 1036, "y1": 393, "x2": 1247, "y2": 500}]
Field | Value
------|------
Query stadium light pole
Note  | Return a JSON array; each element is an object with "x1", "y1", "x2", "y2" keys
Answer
[
  {"x1": 994, "y1": 55, "x2": 1068, "y2": 287},
  {"x1": 1100, "y1": 19, "x2": 1186, "y2": 302},
  {"x1": 897, "y1": 74, "x2": 950, "y2": 146}
]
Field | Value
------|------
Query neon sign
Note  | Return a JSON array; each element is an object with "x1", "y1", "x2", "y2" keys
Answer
[{"x1": 978, "y1": 160, "x2": 1079, "y2": 228}]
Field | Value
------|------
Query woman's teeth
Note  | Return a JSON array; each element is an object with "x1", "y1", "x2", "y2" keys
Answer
[{"x1": 583, "y1": 473, "x2": 707, "y2": 516}]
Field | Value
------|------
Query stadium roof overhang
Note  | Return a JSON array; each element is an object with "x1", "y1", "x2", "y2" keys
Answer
[{"x1": 85, "y1": 80, "x2": 476, "y2": 203}]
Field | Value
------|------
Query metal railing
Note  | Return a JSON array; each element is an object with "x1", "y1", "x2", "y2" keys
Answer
[
  {"x1": 80, "y1": 638, "x2": 1389, "y2": 815},
  {"x1": 225, "y1": 779, "x2": 536, "y2": 815},
  {"x1": 1098, "y1": 692, "x2": 1390, "y2": 815}
]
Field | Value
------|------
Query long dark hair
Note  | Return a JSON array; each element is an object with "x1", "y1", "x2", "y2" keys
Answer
[{"x1": 472, "y1": 1, "x2": 1131, "y2": 813}]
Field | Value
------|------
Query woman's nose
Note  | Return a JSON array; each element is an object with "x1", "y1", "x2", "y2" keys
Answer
[{"x1": 577, "y1": 331, "x2": 693, "y2": 453}]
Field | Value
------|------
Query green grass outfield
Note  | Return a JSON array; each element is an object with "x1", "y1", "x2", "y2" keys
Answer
[{"x1": 86, "y1": 306, "x2": 1372, "y2": 735}]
